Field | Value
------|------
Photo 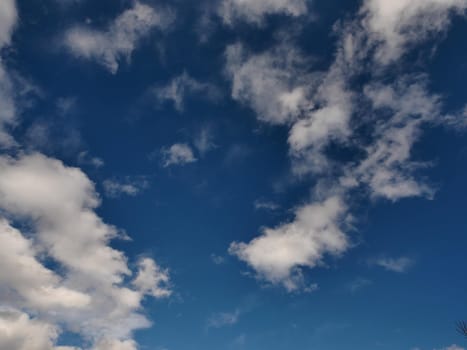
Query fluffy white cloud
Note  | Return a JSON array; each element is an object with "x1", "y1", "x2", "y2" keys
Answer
[
  {"x1": 361, "y1": 0, "x2": 467, "y2": 64},
  {"x1": 152, "y1": 72, "x2": 220, "y2": 112},
  {"x1": 64, "y1": 2, "x2": 173, "y2": 73},
  {"x1": 230, "y1": 196, "x2": 349, "y2": 291},
  {"x1": 0, "y1": 153, "x2": 171, "y2": 349},
  {"x1": 0, "y1": 309, "x2": 60, "y2": 350},
  {"x1": 161, "y1": 143, "x2": 197, "y2": 167},
  {"x1": 218, "y1": 0, "x2": 308, "y2": 25}
]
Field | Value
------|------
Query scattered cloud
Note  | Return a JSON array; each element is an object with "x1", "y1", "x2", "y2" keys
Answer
[
  {"x1": 103, "y1": 177, "x2": 149, "y2": 198},
  {"x1": 161, "y1": 143, "x2": 197, "y2": 167},
  {"x1": 218, "y1": 0, "x2": 308, "y2": 25},
  {"x1": 227, "y1": 0, "x2": 466, "y2": 291},
  {"x1": 372, "y1": 256, "x2": 415, "y2": 273},
  {"x1": 151, "y1": 72, "x2": 221, "y2": 112},
  {"x1": 64, "y1": 2, "x2": 174, "y2": 73},
  {"x1": 0, "y1": 153, "x2": 171, "y2": 349}
]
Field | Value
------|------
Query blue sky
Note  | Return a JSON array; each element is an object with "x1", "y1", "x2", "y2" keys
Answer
[{"x1": 1, "y1": 0, "x2": 467, "y2": 349}]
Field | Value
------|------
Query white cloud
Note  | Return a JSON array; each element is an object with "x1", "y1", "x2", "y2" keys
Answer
[
  {"x1": 218, "y1": 0, "x2": 308, "y2": 25},
  {"x1": 0, "y1": 0, "x2": 18, "y2": 148},
  {"x1": 152, "y1": 72, "x2": 220, "y2": 112},
  {"x1": 373, "y1": 256, "x2": 414, "y2": 273},
  {"x1": 132, "y1": 257, "x2": 171, "y2": 298},
  {"x1": 0, "y1": 0, "x2": 17, "y2": 48},
  {"x1": 230, "y1": 196, "x2": 349, "y2": 291},
  {"x1": 226, "y1": 0, "x2": 466, "y2": 291},
  {"x1": 161, "y1": 143, "x2": 197, "y2": 167},
  {"x1": 103, "y1": 177, "x2": 149, "y2": 198},
  {"x1": 64, "y1": 2, "x2": 173, "y2": 73},
  {"x1": 225, "y1": 42, "x2": 314, "y2": 125},
  {"x1": 0, "y1": 153, "x2": 171, "y2": 349},
  {"x1": 0, "y1": 309, "x2": 61, "y2": 350},
  {"x1": 361, "y1": 0, "x2": 467, "y2": 64}
]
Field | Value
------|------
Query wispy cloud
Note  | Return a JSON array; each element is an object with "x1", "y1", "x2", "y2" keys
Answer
[
  {"x1": 207, "y1": 309, "x2": 241, "y2": 329},
  {"x1": 151, "y1": 72, "x2": 221, "y2": 112},
  {"x1": 254, "y1": 199, "x2": 280, "y2": 211},
  {"x1": 372, "y1": 256, "x2": 415, "y2": 273},
  {"x1": 64, "y1": 2, "x2": 174, "y2": 73},
  {"x1": 103, "y1": 177, "x2": 149, "y2": 198}
]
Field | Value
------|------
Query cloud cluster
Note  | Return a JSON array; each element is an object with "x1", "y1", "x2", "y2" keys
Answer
[
  {"x1": 227, "y1": 0, "x2": 466, "y2": 290},
  {"x1": 64, "y1": 2, "x2": 173, "y2": 73},
  {"x1": 0, "y1": 153, "x2": 171, "y2": 349}
]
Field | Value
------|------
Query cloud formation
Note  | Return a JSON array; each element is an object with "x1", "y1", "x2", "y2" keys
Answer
[
  {"x1": 64, "y1": 2, "x2": 173, "y2": 73},
  {"x1": 227, "y1": 0, "x2": 466, "y2": 291},
  {"x1": 0, "y1": 153, "x2": 171, "y2": 349}
]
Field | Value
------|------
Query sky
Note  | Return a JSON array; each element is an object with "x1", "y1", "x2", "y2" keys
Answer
[{"x1": 1, "y1": 0, "x2": 467, "y2": 349}]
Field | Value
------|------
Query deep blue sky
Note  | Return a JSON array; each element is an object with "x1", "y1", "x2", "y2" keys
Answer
[{"x1": 1, "y1": 1, "x2": 467, "y2": 350}]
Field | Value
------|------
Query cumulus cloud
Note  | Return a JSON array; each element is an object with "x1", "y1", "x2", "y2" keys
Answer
[
  {"x1": 64, "y1": 2, "x2": 173, "y2": 73},
  {"x1": 230, "y1": 196, "x2": 349, "y2": 291},
  {"x1": 218, "y1": 0, "x2": 308, "y2": 25},
  {"x1": 226, "y1": 0, "x2": 466, "y2": 290},
  {"x1": 152, "y1": 72, "x2": 220, "y2": 112},
  {"x1": 0, "y1": 153, "x2": 171, "y2": 349},
  {"x1": 161, "y1": 143, "x2": 197, "y2": 167}
]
